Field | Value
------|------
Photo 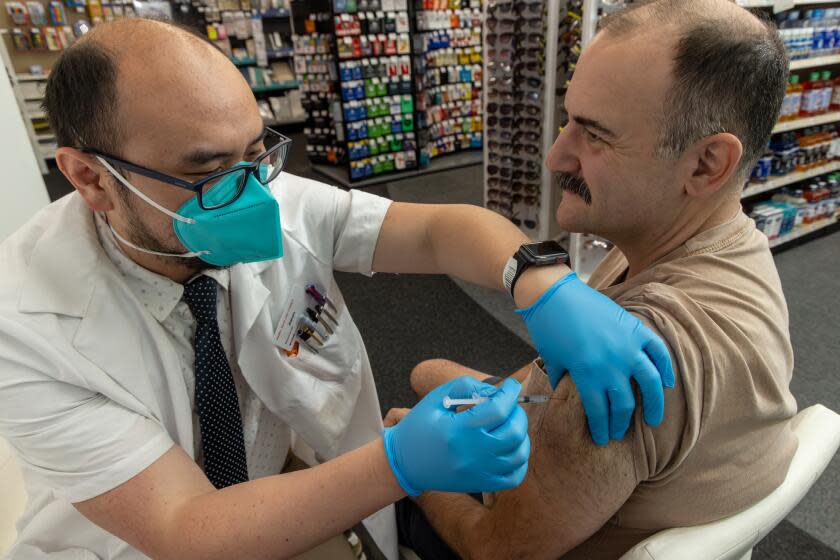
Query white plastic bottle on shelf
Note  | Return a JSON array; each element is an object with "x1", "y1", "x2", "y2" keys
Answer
[
  {"x1": 822, "y1": 9, "x2": 835, "y2": 55},
  {"x1": 820, "y1": 71, "x2": 834, "y2": 113},
  {"x1": 804, "y1": 9, "x2": 817, "y2": 59},
  {"x1": 814, "y1": 11, "x2": 827, "y2": 57}
]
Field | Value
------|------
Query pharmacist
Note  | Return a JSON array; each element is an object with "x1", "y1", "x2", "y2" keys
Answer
[{"x1": 0, "y1": 18, "x2": 674, "y2": 560}]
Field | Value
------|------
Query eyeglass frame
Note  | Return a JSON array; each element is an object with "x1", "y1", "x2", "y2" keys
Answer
[{"x1": 81, "y1": 127, "x2": 293, "y2": 211}]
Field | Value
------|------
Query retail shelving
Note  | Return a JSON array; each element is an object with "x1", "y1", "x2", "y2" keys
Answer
[
  {"x1": 15, "y1": 74, "x2": 49, "y2": 82},
  {"x1": 259, "y1": 8, "x2": 290, "y2": 18},
  {"x1": 768, "y1": 216, "x2": 839, "y2": 248},
  {"x1": 250, "y1": 80, "x2": 299, "y2": 92},
  {"x1": 743, "y1": 161, "x2": 840, "y2": 198},
  {"x1": 231, "y1": 47, "x2": 295, "y2": 65},
  {"x1": 1, "y1": 34, "x2": 51, "y2": 173},
  {"x1": 414, "y1": 4, "x2": 483, "y2": 165},
  {"x1": 265, "y1": 115, "x2": 307, "y2": 127},
  {"x1": 772, "y1": 111, "x2": 840, "y2": 133},
  {"x1": 789, "y1": 54, "x2": 840, "y2": 71}
]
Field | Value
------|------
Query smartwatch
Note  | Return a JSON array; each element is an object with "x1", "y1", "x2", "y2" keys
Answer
[{"x1": 503, "y1": 241, "x2": 570, "y2": 297}]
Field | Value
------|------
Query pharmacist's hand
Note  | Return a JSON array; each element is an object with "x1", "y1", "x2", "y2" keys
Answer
[
  {"x1": 383, "y1": 377, "x2": 529, "y2": 496},
  {"x1": 516, "y1": 272, "x2": 675, "y2": 446}
]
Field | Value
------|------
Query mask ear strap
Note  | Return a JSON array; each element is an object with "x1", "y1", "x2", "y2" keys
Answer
[
  {"x1": 97, "y1": 156, "x2": 196, "y2": 225},
  {"x1": 105, "y1": 217, "x2": 210, "y2": 259}
]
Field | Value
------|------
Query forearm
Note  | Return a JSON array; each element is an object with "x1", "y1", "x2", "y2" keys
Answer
[
  {"x1": 414, "y1": 492, "x2": 493, "y2": 560},
  {"x1": 425, "y1": 206, "x2": 571, "y2": 307},
  {"x1": 167, "y1": 439, "x2": 403, "y2": 560},
  {"x1": 425, "y1": 205, "x2": 527, "y2": 290}
]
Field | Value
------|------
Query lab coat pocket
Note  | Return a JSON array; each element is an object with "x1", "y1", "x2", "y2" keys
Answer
[{"x1": 295, "y1": 298, "x2": 363, "y2": 384}]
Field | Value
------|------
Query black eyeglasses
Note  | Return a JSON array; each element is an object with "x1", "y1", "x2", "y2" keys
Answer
[{"x1": 84, "y1": 127, "x2": 292, "y2": 210}]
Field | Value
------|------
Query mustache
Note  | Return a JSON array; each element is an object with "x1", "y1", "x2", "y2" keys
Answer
[{"x1": 555, "y1": 172, "x2": 592, "y2": 205}]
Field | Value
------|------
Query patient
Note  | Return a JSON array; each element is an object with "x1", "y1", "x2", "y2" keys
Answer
[{"x1": 386, "y1": 1, "x2": 799, "y2": 558}]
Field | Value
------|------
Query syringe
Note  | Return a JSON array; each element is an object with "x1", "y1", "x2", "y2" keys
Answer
[{"x1": 443, "y1": 393, "x2": 550, "y2": 409}]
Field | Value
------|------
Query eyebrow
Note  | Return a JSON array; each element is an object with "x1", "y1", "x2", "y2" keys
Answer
[
  {"x1": 181, "y1": 129, "x2": 267, "y2": 166},
  {"x1": 572, "y1": 115, "x2": 617, "y2": 139}
]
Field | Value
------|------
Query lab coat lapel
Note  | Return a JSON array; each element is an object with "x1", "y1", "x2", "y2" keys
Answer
[
  {"x1": 20, "y1": 195, "x2": 195, "y2": 455},
  {"x1": 71, "y1": 269, "x2": 196, "y2": 456}
]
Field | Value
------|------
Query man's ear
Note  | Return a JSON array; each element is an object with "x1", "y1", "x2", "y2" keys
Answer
[
  {"x1": 682, "y1": 133, "x2": 743, "y2": 198},
  {"x1": 54, "y1": 147, "x2": 116, "y2": 212}
]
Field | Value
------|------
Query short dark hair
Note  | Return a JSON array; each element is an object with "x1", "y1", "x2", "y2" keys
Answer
[
  {"x1": 600, "y1": 1, "x2": 788, "y2": 181},
  {"x1": 44, "y1": 39, "x2": 121, "y2": 153},
  {"x1": 44, "y1": 18, "x2": 222, "y2": 155}
]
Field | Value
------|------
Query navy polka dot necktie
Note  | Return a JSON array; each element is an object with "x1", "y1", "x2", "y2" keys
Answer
[{"x1": 183, "y1": 275, "x2": 249, "y2": 489}]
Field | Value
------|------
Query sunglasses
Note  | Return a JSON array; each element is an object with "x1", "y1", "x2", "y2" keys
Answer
[
  {"x1": 488, "y1": 140, "x2": 513, "y2": 152},
  {"x1": 514, "y1": 61, "x2": 544, "y2": 74},
  {"x1": 487, "y1": 129, "x2": 514, "y2": 142},
  {"x1": 511, "y1": 181, "x2": 540, "y2": 193},
  {"x1": 515, "y1": 0, "x2": 542, "y2": 15},
  {"x1": 488, "y1": 153, "x2": 527, "y2": 167},
  {"x1": 487, "y1": 199, "x2": 513, "y2": 217},
  {"x1": 487, "y1": 164, "x2": 512, "y2": 178},
  {"x1": 488, "y1": 188, "x2": 513, "y2": 200},
  {"x1": 514, "y1": 144, "x2": 540, "y2": 156}
]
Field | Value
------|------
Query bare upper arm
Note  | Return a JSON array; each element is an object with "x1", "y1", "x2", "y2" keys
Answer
[
  {"x1": 74, "y1": 445, "x2": 215, "y2": 559},
  {"x1": 474, "y1": 375, "x2": 639, "y2": 559},
  {"x1": 372, "y1": 202, "x2": 439, "y2": 274}
]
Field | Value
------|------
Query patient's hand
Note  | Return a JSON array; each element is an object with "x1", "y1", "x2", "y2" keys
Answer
[{"x1": 383, "y1": 407, "x2": 411, "y2": 427}]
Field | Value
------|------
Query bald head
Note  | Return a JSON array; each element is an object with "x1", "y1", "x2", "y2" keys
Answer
[
  {"x1": 45, "y1": 18, "x2": 254, "y2": 155},
  {"x1": 601, "y1": 0, "x2": 767, "y2": 38},
  {"x1": 597, "y1": 0, "x2": 788, "y2": 184}
]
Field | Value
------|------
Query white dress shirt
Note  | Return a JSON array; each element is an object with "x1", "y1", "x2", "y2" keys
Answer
[{"x1": 94, "y1": 213, "x2": 291, "y2": 480}]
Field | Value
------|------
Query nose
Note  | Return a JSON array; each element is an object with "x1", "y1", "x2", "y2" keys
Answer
[{"x1": 544, "y1": 127, "x2": 581, "y2": 176}]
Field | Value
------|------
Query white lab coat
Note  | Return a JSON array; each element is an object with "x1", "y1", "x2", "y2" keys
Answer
[{"x1": 0, "y1": 173, "x2": 398, "y2": 559}]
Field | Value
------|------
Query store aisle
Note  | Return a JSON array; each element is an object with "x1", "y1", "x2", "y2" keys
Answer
[{"x1": 775, "y1": 233, "x2": 840, "y2": 552}]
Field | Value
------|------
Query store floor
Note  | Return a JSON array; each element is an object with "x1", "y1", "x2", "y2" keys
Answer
[{"x1": 41, "y1": 132, "x2": 839, "y2": 559}]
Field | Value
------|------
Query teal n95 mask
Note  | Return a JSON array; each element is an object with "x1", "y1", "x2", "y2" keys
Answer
[{"x1": 98, "y1": 157, "x2": 283, "y2": 267}]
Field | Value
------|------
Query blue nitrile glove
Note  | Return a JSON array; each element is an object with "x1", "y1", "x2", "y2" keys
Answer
[
  {"x1": 383, "y1": 376, "x2": 530, "y2": 496},
  {"x1": 516, "y1": 272, "x2": 675, "y2": 446}
]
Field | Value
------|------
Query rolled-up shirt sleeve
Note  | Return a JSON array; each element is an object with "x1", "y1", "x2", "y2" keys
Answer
[
  {"x1": 0, "y1": 357, "x2": 173, "y2": 504},
  {"x1": 331, "y1": 188, "x2": 392, "y2": 275},
  {"x1": 273, "y1": 173, "x2": 392, "y2": 276}
]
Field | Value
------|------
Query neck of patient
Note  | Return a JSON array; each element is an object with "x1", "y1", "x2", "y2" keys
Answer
[{"x1": 613, "y1": 193, "x2": 742, "y2": 281}]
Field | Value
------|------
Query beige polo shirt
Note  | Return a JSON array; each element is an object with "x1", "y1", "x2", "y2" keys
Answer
[{"x1": 562, "y1": 211, "x2": 799, "y2": 557}]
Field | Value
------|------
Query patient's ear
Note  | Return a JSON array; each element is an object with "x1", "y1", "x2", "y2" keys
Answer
[{"x1": 682, "y1": 133, "x2": 743, "y2": 199}]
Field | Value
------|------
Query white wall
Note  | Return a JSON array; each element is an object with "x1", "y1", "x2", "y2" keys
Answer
[{"x1": 0, "y1": 72, "x2": 49, "y2": 241}]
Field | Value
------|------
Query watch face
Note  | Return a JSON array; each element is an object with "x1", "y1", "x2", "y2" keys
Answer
[{"x1": 523, "y1": 241, "x2": 568, "y2": 260}]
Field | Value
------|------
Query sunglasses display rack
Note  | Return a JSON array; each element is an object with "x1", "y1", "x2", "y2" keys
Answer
[
  {"x1": 412, "y1": 0, "x2": 484, "y2": 164},
  {"x1": 482, "y1": 0, "x2": 622, "y2": 276},
  {"x1": 482, "y1": 0, "x2": 564, "y2": 238},
  {"x1": 291, "y1": 0, "x2": 346, "y2": 164}
]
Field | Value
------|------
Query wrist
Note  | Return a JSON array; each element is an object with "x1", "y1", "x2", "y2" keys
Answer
[
  {"x1": 381, "y1": 428, "x2": 421, "y2": 497},
  {"x1": 513, "y1": 264, "x2": 572, "y2": 308}
]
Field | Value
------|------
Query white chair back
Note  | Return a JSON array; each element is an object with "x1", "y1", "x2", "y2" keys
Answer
[{"x1": 620, "y1": 404, "x2": 840, "y2": 560}]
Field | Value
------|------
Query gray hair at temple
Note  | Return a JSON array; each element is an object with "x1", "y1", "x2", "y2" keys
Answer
[{"x1": 599, "y1": 0, "x2": 789, "y2": 183}]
